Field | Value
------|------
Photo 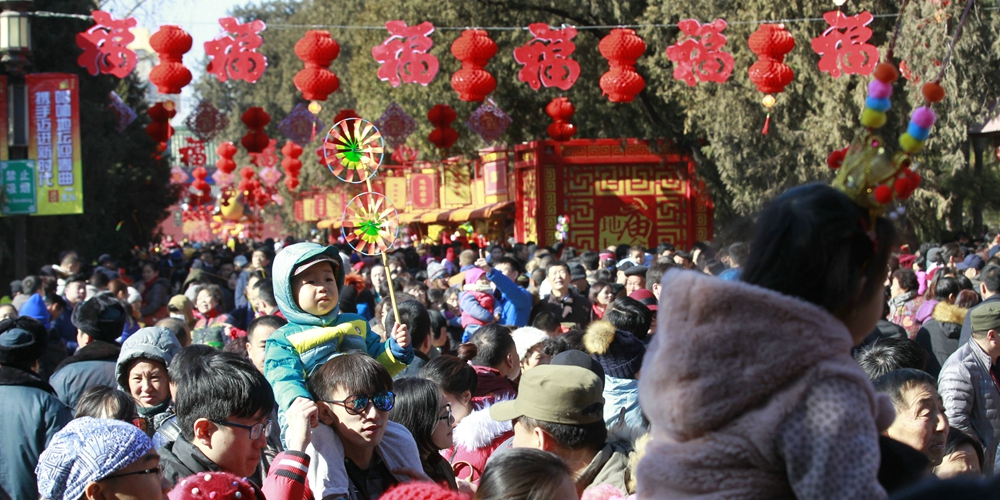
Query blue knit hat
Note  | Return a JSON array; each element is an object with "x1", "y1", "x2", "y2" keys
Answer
[{"x1": 36, "y1": 417, "x2": 153, "y2": 500}]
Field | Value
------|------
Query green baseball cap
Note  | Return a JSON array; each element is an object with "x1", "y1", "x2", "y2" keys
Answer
[
  {"x1": 971, "y1": 303, "x2": 1000, "y2": 333},
  {"x1": 490, "y1": 365, "x2": 604, "y2": 425}
]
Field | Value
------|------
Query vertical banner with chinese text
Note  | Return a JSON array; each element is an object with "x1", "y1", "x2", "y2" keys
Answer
[{"x1": 28, "y1": 73, "x2": 83, "y2": 215}]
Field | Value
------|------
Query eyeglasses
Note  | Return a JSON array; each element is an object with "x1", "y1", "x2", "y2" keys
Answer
[
  {"x1": 103, "y1": 465, "x2": 163, "y2": 480},
  {"x1": 213, "y1": 419, "x2": 273, "y2": 440},
  {"x1": 323, "y1": 391, "x2": 395, "y2": 416},
  {"x1": 438, "y1": 404, "x2": 453, "y2": 422}
]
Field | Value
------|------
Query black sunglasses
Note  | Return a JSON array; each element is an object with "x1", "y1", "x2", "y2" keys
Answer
[{"x1": 323, "y1": 391, "x2": 395, "y2": 416}]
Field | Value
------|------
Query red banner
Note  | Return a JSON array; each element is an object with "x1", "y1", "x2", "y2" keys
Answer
[
  {"x1": 27, "y1": 73, "x2": 83, "y2": 215},
  {"x1": 410, "y1": 172, "x2": 437, "y2": 210},
  {"x1": 315, "y1": 193, "x2": 328, "y2": 219},
  {"x1": 294, "y1": 199, "x2": 304, "y2": 221}
]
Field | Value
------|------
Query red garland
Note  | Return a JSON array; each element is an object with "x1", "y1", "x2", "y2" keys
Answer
[
  {"x1": 598, "y1": 29, "x2": 646, "y2": 103},
  {"x1": 545, "y1": 97, "x2": 576, "y2": 141},
  {"x1": 281, "y1": 141, "x2": 303, "y2": 191},
  {"x1": 148, "y1": 26, "x2": 192, "y2": 94},
  {"x1": 294, "y1": 31, "x2": 340, "y2": 101},
  {"x1": 747, "y1": 24, "x2": 796, "y2": 94},
  {"x1": 241, "y1": 107, "x2": 271, "y2": 154},
  {"x1": 427, "y1": 104, "x2": 458, "y2": 149},
  {"x1": 450, "y1": 30, "x2": 497, "y2": 102}
]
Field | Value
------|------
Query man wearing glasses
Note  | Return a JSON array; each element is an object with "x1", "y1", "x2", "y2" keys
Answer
[{"x1": 160, "y1": 352, "x2": 277, "y2": 488}]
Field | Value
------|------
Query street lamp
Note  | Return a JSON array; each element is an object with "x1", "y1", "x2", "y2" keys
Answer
[
  {"x1": 0, "y1": 6, "x2": 30, "y2": 75},
  {"x1": 0, "y1": 0, "x2": 30, "y2": 279}
]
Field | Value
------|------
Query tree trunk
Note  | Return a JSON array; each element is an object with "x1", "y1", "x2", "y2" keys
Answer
[{"x1": 972, "y1": 136, "x2": 985, "y2": 236}]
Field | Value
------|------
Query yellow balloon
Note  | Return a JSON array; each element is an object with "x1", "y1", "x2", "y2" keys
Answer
[{"x1": 220, "y1": 200, "x2": 245, "y2": 221}]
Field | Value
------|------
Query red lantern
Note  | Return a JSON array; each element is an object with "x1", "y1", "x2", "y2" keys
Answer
[
  {"x1": 281, "y1": 141, "x2": 303, "y2": 191},
  {"x1": 747, "y1": 24, "x2": 796, "y2": 94},
  {"x1": 145, "y1": 101, "x2": 176, "y2": 145},
  {"x1": 545, "y1": 97, "x2": 576, "y2": 141},
  {"x1": 294, "y1": 31, "x2": 340, "y2": 101},
  {"x1": 241, "y1": 107, "x2": 271, "y2": 154},
  {"x1": 216, "y1": 141, "x2": 237, "y2": 174},
  {"x1": 190, "y1": 166, "x2": 211, "y2": 205},
  {"x1": 427, "y1": 104, "x2": 458, "y2": 149},
  {"x1": 333, "y1": 109, "x2": 359, "y2": 124},
  {"x1": 450, "y1": 30, "x2": 497, "y2": 102},
  {"x1": 149, "y1": 26, "x2": 192, "y2": 95},
  {"x1": 599, "y1": 29, "x2": 646, "y2": 103}
]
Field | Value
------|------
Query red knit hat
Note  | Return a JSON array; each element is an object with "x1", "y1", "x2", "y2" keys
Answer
[
  {"x1": 379, "y1": 482, "x2": 469, "y2": 500},
  {"x1": 168, "y1": 472, "x2": 259, "y2": 500}
]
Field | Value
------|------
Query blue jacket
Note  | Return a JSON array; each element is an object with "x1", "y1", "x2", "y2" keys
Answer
[
  {"x1": 0, "y1": 367, "x2": 72, "y2": 500},
  {"x1": 53, "y1": 303, "x2": 78, "y2": 353},
  {"x1": 487, "y1": 268, "x2": 532, "y2": 327},
  {"x1": 49, "y1": 340, "x2": 121, "y2": 409},
  {"x1": 264, "y1": 243, "x2": 412, "y2": 412},
  {"x1": 18, "y1": 294, "x2": 51, "y2": 329},
  {"x1": 603, "y1": 375, "x2": 645, "y2": 431}
]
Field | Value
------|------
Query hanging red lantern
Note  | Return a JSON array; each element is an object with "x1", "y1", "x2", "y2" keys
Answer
[
  {"x1": 747, "y1": 24, "x2": 796, "y2": 94},
  {"x1": 190, "y1": 166, "x2": 211, "y2": 205},
  {"x1": 241, "y1": 107, "x2": 271, "y2": 154},
  {"x1": 216, "y1": 141, "x2": 237, "y2": 174},
  {"x1": 545, "y1": 97, "x2": 576, "y2": 141},
  {"x1": 281, "y1": 141, "x2": 303, "y2": 191},
  {"x1": 427, "y1": 104, "x2": 458, "y2": 149},
  {"x1": 149, "y1": 25, "x2": 193, "y2": 95},
  {"x1": 599, "y1": 29, "x2": 646, "y2": 103},
  {"x1": 450, "y1": 30, "x2": 497, "y2": 102},
  {"x1": 294, "y1": 30, "x2": 340, "y2": 102},
  {"x1": 333, "y1": 109, "x2": 359, "y2": 125},
  {"x1": 145, "y1": 101, "x2": 176, "y2": 145}
]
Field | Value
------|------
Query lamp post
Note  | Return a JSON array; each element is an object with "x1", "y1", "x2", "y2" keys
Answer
[{"x1": 0, "y1": 0, "x2": 31, "y2": 279}]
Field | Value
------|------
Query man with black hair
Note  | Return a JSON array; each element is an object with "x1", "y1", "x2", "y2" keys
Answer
[
  {"x1": 160, "y1": 352, "x2": 277, "y2": 487},
  {"x1": 388, "y1": 300, "x2": 434, "y2": 379},
  {"x1": 532, "y1": 261, "x2": 592, "y2": 331},
  {"x1": 644, "y1": 262, "x2": 673, "y2": 301},
  {"x1": 52, "y1": 273, "x2": 88, "y2": 353},
  {"x1": 0, "y1": 316, "x2": 72, "y2": 500},
  {"x1": 719, "y1": 242, "x2": 748, "y2": 282},
  {"x1": 246, "y1": 315, "x2": 287, "y2": 374},
  {"x1": 49, "y1": 294, "x2": 128, "y2": 409},
  {"x1": 873, "y1": 368, "x2": 949, "y2": 466},
  {"x1": 254, "y1": 279, "x2": 282, "y2": 317},
  {"x1": 939, "y1": 302, "x2": 1000, "y2": 474},
  {"x1": 854, "y1": 338, "x2": 928, "y2": 381},
  {"x1": 959, "y1": 264, "x2": 1000, "y2": 345},
  {"x1": 491, "y1": 364, "x2": 632, "y2": 496}
]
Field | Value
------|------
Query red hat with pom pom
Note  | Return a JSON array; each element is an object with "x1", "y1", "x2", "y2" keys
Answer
[
  {"x1": 379, "y1": 482, "x2": 469, "y2": 500},
  {"x1": 168, "y1": 472, "x2": 261, "y2": 500}
]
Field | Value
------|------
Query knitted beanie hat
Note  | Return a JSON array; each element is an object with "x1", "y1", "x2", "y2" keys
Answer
[
  {"x1": 36, "y1": 417, "x2": 152, "y2": 500},
  {"x1": 583, "y1": 320, "x2": 645, "y2": 379},
  {"x1": 379, "y1": 482, "x2": 469, "y2": 500},
  {"x1": 168, "y1": 472, "x2": 259, "y2": 500}
]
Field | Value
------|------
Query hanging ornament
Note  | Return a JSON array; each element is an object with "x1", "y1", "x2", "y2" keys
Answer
[
  {"x1": 76, "y1": 10, "x2": 138, "y2": 78},
  {"x1": 374, "y1": 102, "x2": 417, "y2": 149},
  {"x1": 427, "y1": 104, "x2": 459, "y2": 150},
  {"x1": 148, "y1": 25, "x2": 192, "y2": 95},
  {"x1": 145, "y1": 101, "x2": 175, "y2": 146},
  {"x1": 211, "y1": 170, "x2": 234, "y2": 187},
  {"x1": 545, "y1": 97, "x2": 576, "y2": 141},
  {"x1": 811, "y1": 11, "x2": 879, "y2": 78},
  {"x1": 241, "y1": 107, "x2": 271, "y2": 154},
  {"x1": 279, "y1": 103, "x2": 326, "y2": 147},
  {"x1": 599, "y1": 29, "x2": 646, "y2": 103},
  {"x1": 281, "y1": 141, "x2": 303, "y2": 191},
  {"x1": 185, "y1": 100, "x2": 229, "y2": 141},
  {"x1": 108, "y1": 91, "x2": 136, "y2": 133},
  {"x1": 178, "y1": 137, "x2": 207, "y2": 168},
  {"x1": 169, "y1": 165, "x2": 190, "y2": 185},
  {"x1": 450, "y1": 30, "x2": 497, "y2": 102},
  {"x1": 372, "y1": 21, "x2": 439, "y2": 87},
  {"x1": 466, "y1": 98, "x2": 511, "y2": 145},
  {"x1": 513, "y1": 23, "x2": 580, "y2": 91},
  {"x1": 334, "y1": 109, "x2": 360, "y2": 124},
  {"x1": 294, "y1": 30, "x2": 340, "y2": 102},
  {"x1": 215, "y1": 141, "x2": 238, "y2": 176},
  {"x1": 259, "y1": 165, "x2": 283, "y2": 188},
  {"x1": 747, "y1": 24, "x2": 796, "y2": 134},
  {"x1": 205, "y1": 17, "x2": 267, "y2": 84},
  {"x1": 190, "y1": 166, "x2": 212, "y2": 205},
  {"x1": 665, "y1": 19, "x2": 734, "y2": 86},
  {"x1": 250, "y1": 138, "x2": 279, "y2": 168}
]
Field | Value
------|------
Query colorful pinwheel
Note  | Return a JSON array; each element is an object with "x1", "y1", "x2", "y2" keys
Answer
[
  {"x1": 342, "y1": 192, "x2": 399, "y2": 255},
  {"x1": 322, "y1": 118, "x2": 384, "y2": 183}
]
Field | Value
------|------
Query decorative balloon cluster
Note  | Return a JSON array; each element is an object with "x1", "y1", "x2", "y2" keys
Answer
[{"x1": 555, "y1": 215, "x2": 570, "y2": 242}]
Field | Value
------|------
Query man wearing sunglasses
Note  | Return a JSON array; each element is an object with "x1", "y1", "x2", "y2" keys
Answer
[{"x1": 160, "y1": 352, "x2": 277, "y2": 489}]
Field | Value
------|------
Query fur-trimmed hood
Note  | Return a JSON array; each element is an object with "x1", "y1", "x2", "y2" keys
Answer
[
  {"x1": 453, "y1": 398, "x2": 513, "y2": 450},
  {"x1": 932, "y1": 301, "x2": 968, "y2": 326}
]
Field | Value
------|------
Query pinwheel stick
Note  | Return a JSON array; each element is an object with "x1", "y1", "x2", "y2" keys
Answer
[{"x1": 365, "y1": 173, "x2": 401, "y2": 327}]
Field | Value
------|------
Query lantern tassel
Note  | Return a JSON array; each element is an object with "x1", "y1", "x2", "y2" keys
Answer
[{"x1": 762, "y1": 112, "x2": 771, "y2": 135}]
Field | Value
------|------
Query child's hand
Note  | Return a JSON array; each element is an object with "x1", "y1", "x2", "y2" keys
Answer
[
  {"x1": 286, "y1": 397, "x2": 318, "y2": 452},
  {"x1": 392, "y1": 322, "x2": 410, "y2": 349},
  {"x1": 475, "y1": 249, "x2": 492, "y2": 274}
]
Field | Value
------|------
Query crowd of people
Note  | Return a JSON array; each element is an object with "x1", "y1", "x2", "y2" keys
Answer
[{"x1": 6, "y1": 182, "x2": 1000, "y2": 499}]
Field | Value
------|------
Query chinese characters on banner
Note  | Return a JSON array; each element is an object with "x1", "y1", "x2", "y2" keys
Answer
[
  {"x1": 205, "y1": 18, "x2": 267, "y2": 83},
  {"x1": 28, "y1": 74, "x2": 83, "y2": 215},
  {"x1": 1, "y1": 161, "x2": 36, "y2": 215},
  {"x1": 410, "y1": 173, "x2": 437, "y2": 210}
]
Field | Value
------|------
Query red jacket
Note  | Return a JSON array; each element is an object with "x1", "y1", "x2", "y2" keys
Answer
[
  {"x1": 472, "y1": 366, "x2": 517, "y2": 401},
  {"x1": 442, "y1": 400, "x2": 514, "y2": 484},
  {"x1": 262, "y1": 451, "x2": 313, "y2": 500}
]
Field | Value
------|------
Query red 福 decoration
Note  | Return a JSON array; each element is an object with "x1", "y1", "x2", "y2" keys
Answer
[
  {"x1": 371, "y1": 21, "x2": 439, "y2": 87},
  {"x1": 811, "y1": 11, "x2": 879, "y2": 78},
  {"x1": 450, "y1": 30, "x2": 497, "y2": 102},
  {"x1": 148, "y1": 26, "x2": 192, "y2": 94},
  {"x1": 427, "y1": 104, "x2": 458, "y2": 150},
  {"x1": 76, "y1": 10, "x2": 138, "y2": 78},
  {"x1": 281, "y1": 141, "x2": 303, "y2": 191},
  {"x1": 241, "y1": 107, "x2": 271, "y2": 154},
  {"x1": 294, "y1": 31, "x2": 340, "y2": 101},
  {"x1": 145, "y1": 101, "x2": 175, "y2": 148},
  {"x1": 205, "y1": 18, "x2": 267, "y2": 84},
  {"x1": 665, "y1": 19, "x2": 734, "y2": 86},
  {"x1": 598, "y1": 29, "x2": 646, "y2": 103},
  {"x1": 545, "y1": 97, "x2": 576, "y2": 141},
  {"x1": 216, "y1": 141, "x2": 237, "y2": 175},
  {"x1": 747, "y1": 24, "x2": 796, "y2": 94}
]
